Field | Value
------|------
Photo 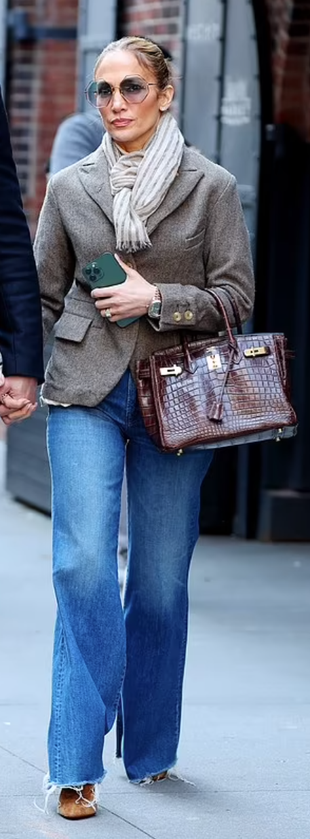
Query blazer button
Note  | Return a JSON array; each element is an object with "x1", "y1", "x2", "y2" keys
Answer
[
  {"x1": 173, "y1": 312, "x2": 182, "y2": 323},
  {"x1": 184, "y1": 310, "x2": 193, "y2": 321}
]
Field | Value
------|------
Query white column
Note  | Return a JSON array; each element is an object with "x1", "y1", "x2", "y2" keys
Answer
[{"x1": 77, "y1": 0, "x2": 118, "y2": 111}]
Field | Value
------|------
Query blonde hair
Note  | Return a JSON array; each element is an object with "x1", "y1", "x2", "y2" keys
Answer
[{"x1": 94, "y1": 36, "x2": 173, "y2": 90}]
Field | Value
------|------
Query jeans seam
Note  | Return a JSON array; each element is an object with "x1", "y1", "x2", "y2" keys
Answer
[
  {"x1": 112, "y1": 658, "x2": 127, "y2": 720},
  {"x1": 175, "y1": 597, "x2": 188, "y2": 753},
  {"x1": 126, "y1": 371, "x2": 140, "y2": 429},
  {"x1": 124, "y1": 369, "x2": 131, "y2": 428},
  {"x1": 54, "y1": 630, "x2": 66, "y2": 783},
  {"x1": 174, "y1": 510, "x2": 197, "y2": 753}
]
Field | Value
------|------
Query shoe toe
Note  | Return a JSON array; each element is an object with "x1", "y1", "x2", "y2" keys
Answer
[{"x1": 58, "y1": 784, "x2": 97, "y2": 820}]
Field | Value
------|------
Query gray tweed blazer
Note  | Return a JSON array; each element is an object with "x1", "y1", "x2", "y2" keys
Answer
[{"x1": 34, "y1": 145, "x2": 255, "y2": 406}]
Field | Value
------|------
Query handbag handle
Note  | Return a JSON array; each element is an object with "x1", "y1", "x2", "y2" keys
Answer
[
  {"x1": 220, "y1": 288, "x2": 243, "y2": 334},
  {"x1": 206, "y1": 288, "x2": 242, "y2": 421},
  {"x1": 207, "y1": 289, "x2": 237, "y2": 349}
]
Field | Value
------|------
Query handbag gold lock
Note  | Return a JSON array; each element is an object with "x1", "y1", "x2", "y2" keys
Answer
[
  {"x1": 244, "y1": 346, "x2": 270, "y2": 358},
  {"x1": 160, "y1": 365, "x2": 182, "y2": 376}
]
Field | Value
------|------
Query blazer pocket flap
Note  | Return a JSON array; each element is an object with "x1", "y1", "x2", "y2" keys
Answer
[
  {"x1": 54, "y1": 312, "x2": 92, "y2": 342},
  {"x1": 184, "y1": 229, "x2": 205, "y2": 247}
]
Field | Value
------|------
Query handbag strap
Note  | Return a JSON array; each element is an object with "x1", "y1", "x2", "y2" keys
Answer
[
  {"x1": 207, "y1": 289, "x2": 237, "y2": 348},
  {"x1": 220, "y1": 288, "x2": 243, "y2": 334},
  {"x1": 206, "y1": 289, "x2": 242, "y2": 422}
]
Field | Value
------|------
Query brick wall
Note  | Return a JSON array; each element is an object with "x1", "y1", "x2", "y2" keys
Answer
[
  {"x1": 6, "y1": 0, "x2": 37, "y2": 202},
  {"x1": 264, "y1": 0, "x2": 310, "y2": 139},
  {"x1": 5, "y1": 0, "x2": 310, "y2": 235},
  {"x1": 7, "y1": 0, "x2": 79, "y2": 235},
  {"x1": 119, "y1": 0, "x2": 184, "y2": 75}
]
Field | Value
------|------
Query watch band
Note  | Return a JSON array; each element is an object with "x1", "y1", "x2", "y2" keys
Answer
[{"x1": 148, "y1": 286, "x2": 162, "y2": 319}]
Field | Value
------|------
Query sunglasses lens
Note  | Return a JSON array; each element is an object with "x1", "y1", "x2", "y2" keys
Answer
[
  {"x1": 121, "y1": 78, "x2": 148, "y2": 102},
  {"x1": 97, "y1": 81, "x2": 113, "y2": 105},
  {"x1": 86, "y1": 81, "x2": 112, "y2": 107}
]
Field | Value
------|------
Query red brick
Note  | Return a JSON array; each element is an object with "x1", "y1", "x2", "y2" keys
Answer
[
  {"x1": 265, "y1": 0, "x2": 310, "y2": 139},
  {"x1": 5, "y1": 0, "x2": 79, "y2": 231}
]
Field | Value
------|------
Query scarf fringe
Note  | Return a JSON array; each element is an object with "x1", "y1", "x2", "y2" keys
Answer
[{"x1": 119, "y1": 238, "x2": 152, "y2": 253}]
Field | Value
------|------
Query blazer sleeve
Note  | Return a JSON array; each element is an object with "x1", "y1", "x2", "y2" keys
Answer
[
  {"x1": 151, "y1": 175, "x2": 255, "y2": 334},
  {"x1": 34, "y1": 179, "x2": 75, "y2": 344},
  {"x1": 0, "y1": 90, "x2": 44, "y2": 381}
]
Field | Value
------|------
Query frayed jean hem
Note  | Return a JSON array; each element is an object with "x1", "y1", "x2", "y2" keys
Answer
[
  {"x1": 46, "y1": 772, "x2": 106, "y2": 788},
  {"x1": 128, "y1": 757, "x2": 177, "y2": 785}
]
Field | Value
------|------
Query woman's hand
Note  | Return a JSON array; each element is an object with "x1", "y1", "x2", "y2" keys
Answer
[
  {"x1": 91, "y1": 254, "x2": 154, "y2": 321},
  {"x1": 0, "y1": 376, "x2": 37, "y2": 425}
]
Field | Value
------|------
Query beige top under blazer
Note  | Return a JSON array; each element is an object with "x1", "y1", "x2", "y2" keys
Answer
[{"x1": 34, "y1": 144, "x2": 255, "y2": 406}]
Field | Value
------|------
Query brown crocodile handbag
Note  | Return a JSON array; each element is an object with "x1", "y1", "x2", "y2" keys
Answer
[{"x1": 136, "y1": 290, "x2": 298, "y2": 453}]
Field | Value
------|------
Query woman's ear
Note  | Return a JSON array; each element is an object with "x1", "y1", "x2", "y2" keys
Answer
[{"x1": 158, "y1": 85, "x2": 174, "y2": 112}]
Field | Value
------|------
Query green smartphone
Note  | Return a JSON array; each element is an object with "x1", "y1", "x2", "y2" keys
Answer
[{"x1": 82, "y1": 252, "x2": 139, "y2": 328}]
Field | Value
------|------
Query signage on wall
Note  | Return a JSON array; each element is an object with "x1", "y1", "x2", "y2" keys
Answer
[
  {"x1": 221, "y1": 78, "x2": 251, "y2": 126},
  {"x1": 186, "y1": 22, "x2": 220, "y2": 43}
]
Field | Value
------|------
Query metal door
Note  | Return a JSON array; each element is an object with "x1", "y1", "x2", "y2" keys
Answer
[
  {"x1": 77, "y1": 0, "x2": 117, "y2": 111},
  {"x1": 182, "y1": 0, "x2": 260, "y2": 256},
  {"x1": 181, "y1": 0, "x2": 261, "y2": 533}
]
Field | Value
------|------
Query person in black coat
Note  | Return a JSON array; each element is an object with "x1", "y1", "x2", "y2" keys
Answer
[{"x1": 0, "y1": 88, "x2": 44, "y2": 425}]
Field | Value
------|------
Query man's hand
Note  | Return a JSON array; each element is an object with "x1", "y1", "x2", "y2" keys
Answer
[{"x1": 0, "y1": 376, "x2": 38, "y2": 425}]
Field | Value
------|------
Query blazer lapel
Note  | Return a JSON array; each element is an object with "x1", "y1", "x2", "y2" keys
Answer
[
  {"x1": 147, "y1": 163, "x2": 204, "y2": 235},
  {"x1": 77, "y1": 146, "x2": 204, "y2": 233},
  {"x1": 78, "y1": 147, "x2": 114, "y2": 225}
]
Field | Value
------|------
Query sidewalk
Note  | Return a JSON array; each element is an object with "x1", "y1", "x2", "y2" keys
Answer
[{"x1": 0, "y1": 439, "x2": 309, "y2": 839}]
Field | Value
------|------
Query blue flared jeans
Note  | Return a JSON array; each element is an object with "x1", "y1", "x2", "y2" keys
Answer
[{"x1": 46, "y1": 370, "x2": 213, "y2": 785}]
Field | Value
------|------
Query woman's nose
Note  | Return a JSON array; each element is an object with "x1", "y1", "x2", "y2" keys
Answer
[{"x1": 111, "y1": 90, "x2": 125, "y2": 110}]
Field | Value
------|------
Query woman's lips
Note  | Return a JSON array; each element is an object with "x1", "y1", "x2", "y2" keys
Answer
[{"x1": 112, "y1": 119, "x2": 133, "y2": 127}]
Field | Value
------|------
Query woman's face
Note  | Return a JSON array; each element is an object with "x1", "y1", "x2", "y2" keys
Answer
[{"x1": 95, "y1": 50, "x2": 174, "y2": 152}]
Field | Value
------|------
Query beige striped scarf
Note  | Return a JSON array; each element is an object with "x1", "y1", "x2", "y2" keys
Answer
[{"x1": 102, "y1": 112, "x2": 184, "y2": 252}]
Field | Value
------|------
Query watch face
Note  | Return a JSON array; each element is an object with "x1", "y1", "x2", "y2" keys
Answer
[{"x1": 148, "y1": 300, "x2": 161, "y2": 318}]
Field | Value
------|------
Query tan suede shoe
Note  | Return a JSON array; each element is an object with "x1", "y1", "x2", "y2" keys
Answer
[
  {"x1": 152, "y1": 771, "x2": 168, "y2": 782},
  {"x1": 139, "y1": 770, "x2": 168, "y2": 785},
  {"x1": 57, "y1": 784, "x2": 97, "y2": 819}
]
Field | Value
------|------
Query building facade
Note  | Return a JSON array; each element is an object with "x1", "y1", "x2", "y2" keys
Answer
[{"x1": 3, "y1": 0, "x2": 310, "y2": 540}]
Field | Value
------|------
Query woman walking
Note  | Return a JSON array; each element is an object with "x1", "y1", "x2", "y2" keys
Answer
[{"x1": 35, "y1": 36, "x2": 254, "y2": 820}]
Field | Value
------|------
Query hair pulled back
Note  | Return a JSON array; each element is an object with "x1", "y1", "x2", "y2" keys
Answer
[{"x1": 94, "y1": 36, "x2": 173, "y2": 90}]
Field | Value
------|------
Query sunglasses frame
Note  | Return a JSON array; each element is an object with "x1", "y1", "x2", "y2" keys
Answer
[{"x1": 85, "y1": 75, "x2": 157, "y2": 109}]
